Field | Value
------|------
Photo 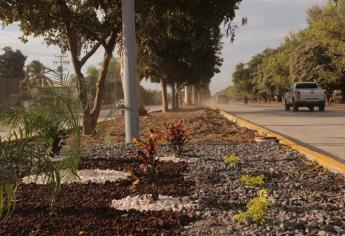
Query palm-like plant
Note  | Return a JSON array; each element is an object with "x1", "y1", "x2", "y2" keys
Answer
[
  {"x1": 0, "y1": 88, "x2": 83, "y2": 219},
  {"x1": 27, "y1": 60, "x2": 53, "y2": 88}
]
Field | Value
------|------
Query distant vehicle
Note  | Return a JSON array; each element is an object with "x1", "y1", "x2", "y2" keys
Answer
[
  {"x1": 284, "y1": 82, "x2": 326, "y2": 112},
  {"x1": 215, "y1": 94, "x2": 228, "y2": 104},
  {"x1": 115, "y1": 99, "x2": 125, "y2": 109}
]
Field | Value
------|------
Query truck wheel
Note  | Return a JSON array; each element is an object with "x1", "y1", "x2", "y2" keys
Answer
[
  {"x1": 319, "y1": 103, "x2": 325, "y2": 112},
  {"x1": 284, "y1": 103, "x2": 290, "y2": 111},
  {"x1": 309, "y1": 106, "x2": 314, "y2": 111},
  {"x1": 293, "y1": 103, "x2": 298, "y2": 112}
]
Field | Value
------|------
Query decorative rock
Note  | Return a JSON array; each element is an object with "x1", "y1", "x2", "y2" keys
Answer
[
  {"x1": 22, "y1": 169, "x2": 130, "y2": 184},
  {"x1": 111, "y1": 195, "x2": 197, "y2": 212}
]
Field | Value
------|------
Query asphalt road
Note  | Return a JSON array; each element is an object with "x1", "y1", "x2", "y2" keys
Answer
[{"x1": 214, "y1": 101, "x2": 345, "y2": 163}]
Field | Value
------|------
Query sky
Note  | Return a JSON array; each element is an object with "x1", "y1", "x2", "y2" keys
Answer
[{"x1": 0, "y1": 0, "x2": 328, "y2": 94}]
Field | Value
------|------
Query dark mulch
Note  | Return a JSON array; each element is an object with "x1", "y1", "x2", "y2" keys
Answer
[
  {"x1": 0, "y1": 182, "x2": 193, "y2": 236},
  {"x1": 79, "y1": 158, "x2": 193, "y2": 197},
  {"x1": 0, "y1": 158, "x2": 194, "y2": 235}
]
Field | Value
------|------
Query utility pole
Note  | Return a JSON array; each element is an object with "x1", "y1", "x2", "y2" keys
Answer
[
  {"x1": 53, "y1": 54, "x2": 69, "y2": 90},
  {"x1": 122, "y1": 0, "x2": 139, "y2": 143}
]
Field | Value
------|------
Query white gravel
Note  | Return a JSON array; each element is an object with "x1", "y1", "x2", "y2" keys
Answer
[
  {"x1": 22, "y1": 169, "x2": 130, "y2": 184},
  {"x1": 159, "y1": 155, "x2": 198, "y2": 163},
  {"x1": 111, "y1": 194, "x2": 197, "y2": 212}
]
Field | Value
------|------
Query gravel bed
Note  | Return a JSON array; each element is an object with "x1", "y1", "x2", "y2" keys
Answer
[
  {"x1": 182, "y1": 143, "x2": 345, "y2": 236},
  {"x1": 41, "y1": 142, "x2": 345, "y2": 235}
]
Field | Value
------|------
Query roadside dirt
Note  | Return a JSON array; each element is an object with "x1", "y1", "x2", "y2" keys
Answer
[
  {"x1": 82, "y1": 107, "x2": 255, "y2": 145},
  {"x1": 0, "y1": 160, "x2": 193, "y2": 235}
]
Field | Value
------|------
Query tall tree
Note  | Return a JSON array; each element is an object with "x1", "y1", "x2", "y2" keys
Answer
[
  {"x1": 232, "y1": 63, "x2": 253, "y2": 98},
  {"x1": 0, "y1": 47, "x2": 26, "y2": 80},
  {"x1": 0, "y1": 47, "x2": 26, "y2": 102},
  {"x1": 136, "y1": 0, "x2": 242, "y2": 112},
  {"x1": 1, "y1": 0, "x2": 122, "y2": 134},
  {"x1": 307, "y1": 0, "x2": 345, "y2": 98},
  {"x1": 290, "y1": 40, "x2": 338, "y2": 92}
]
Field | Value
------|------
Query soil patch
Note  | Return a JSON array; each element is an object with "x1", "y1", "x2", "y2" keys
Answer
[
  {"x1": 1, "y1": 156, "x2": 194, "y2": 235},
  {"x1": 0, "y1": 182, "x2": 193, "y2": 235},
  {"x1": 79, "y1": 156, "x2": 192, "y2": 197},
  {"x1": 82, "y1": 107, "x2": 255, "y2": 145}
]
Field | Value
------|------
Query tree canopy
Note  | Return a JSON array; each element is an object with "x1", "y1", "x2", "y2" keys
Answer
[
  {"x1": 227, "y1": 0, "x2": 345, "y2": 101},
  {"x1": 1, "y1": 0, "x2": 243, "y2": 130},
  {"x1": 0, "y1": 47, "x2": 26, "y2": 80}
]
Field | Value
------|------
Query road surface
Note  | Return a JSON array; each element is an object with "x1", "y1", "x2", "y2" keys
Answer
[{"x1": 214, "y1": 101, "x2": 345, "y2": 163}]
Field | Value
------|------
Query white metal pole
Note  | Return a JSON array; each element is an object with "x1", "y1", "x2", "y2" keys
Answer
[{"x1": 122, "y1": 0, "x2": 139, "y2": 143}]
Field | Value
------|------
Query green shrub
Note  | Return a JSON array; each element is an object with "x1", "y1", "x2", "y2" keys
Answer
[
  {"x1": 0, "y1": 88, "x2": 83, "y2": 219},
  {"x1": 234, "y1": 189, "x2": 272, "y2": 224},
  {"x1": 224, "y1": 154, "x2": 240, "y2": 166},
  {"x1": 240, "y1": 175, "x2": 265, "y2": 186}
]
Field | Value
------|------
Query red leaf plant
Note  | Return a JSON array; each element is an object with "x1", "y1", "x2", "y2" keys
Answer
[
  {"x1": 132, "y1": 129, "x2": 162, "y2": 201},
  {"x1": 166, "y1": 120, "x2": 190, "y2": 157}
]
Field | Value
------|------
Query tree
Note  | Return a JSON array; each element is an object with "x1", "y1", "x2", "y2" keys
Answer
[
  {"x1": 232, "y1": 63, "x2": 253, "y2": 98},
  {"x1": 27, "y1": 60, "x2": 53, "y2": 88},
  {"x1": 0, "y1": 47, "x2": 26, "y2": 79},
  {"x1": 0, "y1": 47, "x2": 26, "y2": 102},
  {"x1": 135, "y1": 0, "x2": 243, "y2": 112},
  {"x1": 307, "y1": 0, "x2": 345, "y2": 99},
  {"x1": 1, "y1": 0, "x2": 122, "y2": 134},
  {"x1": 228, "y1": 1, "x2": 345, "y2": 102},
  {"x1": 290, "y1": 40, "x2": 338, "y2": 92}
]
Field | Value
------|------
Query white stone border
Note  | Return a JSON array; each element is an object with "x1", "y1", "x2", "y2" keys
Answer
[
  {"x1": 111, "y1": 194, "x2": 197, "y2": 212},
  {"x1": 22, "y1": 169, "x2": 130, "y2": 185}
]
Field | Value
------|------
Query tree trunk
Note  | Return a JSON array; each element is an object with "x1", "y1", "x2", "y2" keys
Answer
[
  {"x1": 86, "y1": 50, "x2": 113, "y2": 133},
  {"x1": 65, "y1": 20, "x2": 117, "y2": 135},
  {"x1": 171, "y1": 83, "x2": 176, "y2": 112},
  {"x1": 160, "y1": 79, "x2": 168, "y2": 112},
  {"x1": 184, "y1": 86, "x2": 192, "y2": 105},
  {"x1": 340, "y1": 79, "x2": 345, "y2": 102},
  {"x1": 137, "y1": 78, "x2": 147, "y2": 116},
  {"x1": 191, "y1": 86, "x2": 197, "y2": 104},
  {"x1": 175, "y1": 90, "x2": 180, "y2": 111},
  {"x1": 193, "y1": 86, "x2": 198, "y2": 104}
]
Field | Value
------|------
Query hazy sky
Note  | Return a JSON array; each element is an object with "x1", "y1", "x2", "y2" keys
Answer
[{"x1": 0, "y1": 0, "x2": 327, "y2": 94}]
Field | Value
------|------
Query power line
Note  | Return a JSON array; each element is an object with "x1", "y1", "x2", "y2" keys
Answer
[{"x1": 53, "y1": 54, "x2": 69, "y2": 88}]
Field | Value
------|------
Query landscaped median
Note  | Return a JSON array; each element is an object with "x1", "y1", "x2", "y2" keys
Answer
[{"x1": 1, "y1": 108, "x2": 345, "y2": 235}]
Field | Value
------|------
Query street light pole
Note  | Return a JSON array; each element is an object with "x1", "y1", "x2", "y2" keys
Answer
[{"x1": 122, "y1": 0, "x2": 139, "y2": 143}]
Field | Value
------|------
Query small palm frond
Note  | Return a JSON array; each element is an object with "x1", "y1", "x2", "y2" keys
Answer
[{"x1": 0, "y1": 87, "x2": 83, "y2": 217}]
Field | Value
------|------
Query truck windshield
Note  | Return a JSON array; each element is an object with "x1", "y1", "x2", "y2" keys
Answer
[{"x1": 296, "y1": 83, "x2": 318, "y2": 89}]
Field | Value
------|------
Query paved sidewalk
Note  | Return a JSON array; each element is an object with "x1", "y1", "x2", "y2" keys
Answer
[{"x1": 213, "y1": 101, "x2": 345, "y2": 163}]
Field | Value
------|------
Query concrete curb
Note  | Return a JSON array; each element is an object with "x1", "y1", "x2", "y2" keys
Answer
[{"x1": 219, "y1": 109, "x2": 345, "y2": 175}]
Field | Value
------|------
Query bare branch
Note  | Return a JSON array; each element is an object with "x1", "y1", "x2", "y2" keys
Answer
[{"x1": 80, "y1": 42, "x2": 102, "y2": 67}]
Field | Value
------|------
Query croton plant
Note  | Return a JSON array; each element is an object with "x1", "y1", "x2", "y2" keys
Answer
[
  {"x1": 132, "y1": 129, "x2": 162, "y2": 201},
  {"x1": 166, "y1": 120, "x2": 190, "y2": 157}
]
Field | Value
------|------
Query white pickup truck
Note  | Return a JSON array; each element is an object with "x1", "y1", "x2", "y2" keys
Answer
[{"x1": 284, "y1": 82, "x2": 326, "y2": 112}]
